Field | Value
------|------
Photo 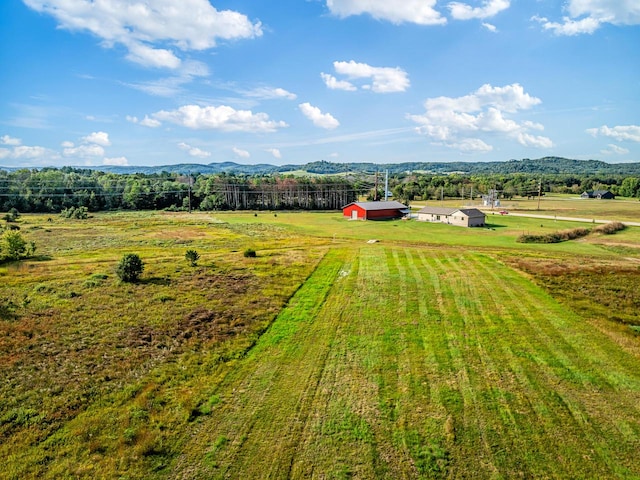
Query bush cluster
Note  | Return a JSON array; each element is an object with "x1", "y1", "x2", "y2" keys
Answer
[
  {"x1": 60, "y1": 206, "x2": 88, "y2": 219},
  {"x1": 517, "y1": 227, "x2": 591, "y2": 244},
  {"x1": 592, "y1": 222, "x2": 626, "y2": 234}
]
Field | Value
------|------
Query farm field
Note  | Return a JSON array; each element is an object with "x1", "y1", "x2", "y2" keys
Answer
[{"x1": 1, "y1": 209, "x2": 640, "y2": 479}]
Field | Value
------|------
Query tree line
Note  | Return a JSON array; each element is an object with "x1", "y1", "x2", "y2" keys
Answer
[
  {"x1": 0, "y1": 168, "x2": 358, "y2": 213},
  {"x1": 0, "y1": 168, "x2": 638, "y2": 214}
]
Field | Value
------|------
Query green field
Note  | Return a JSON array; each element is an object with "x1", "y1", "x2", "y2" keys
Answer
[{"x1": 1, "y1": 209, "x2": 640, "y2": 479}]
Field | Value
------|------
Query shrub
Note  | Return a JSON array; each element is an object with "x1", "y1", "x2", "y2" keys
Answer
[
  {"x1": 60, "y1": 206, "x2": 88, "y2": 219},
  {"x1": 3, "y1": 208, "x2": 20, "y2": 222},
  {"x1": 243, "y1": 248, "x2": 257, "y2": 258},
  {"x1": 1, "y1": 230, "x2": 28, "y2": 260},
  {"x1": 593, "y1": 222, "x2": 626, "y2": 235},
  {"x1": 116, "y1": 253, "x2": 145, "y2": 282},
  {"x1": 185, "y1": 249, "x2": 200, "y2": 267},
  {"x1": 517, "y1": 227, "x2": 591, "y2": 244}
]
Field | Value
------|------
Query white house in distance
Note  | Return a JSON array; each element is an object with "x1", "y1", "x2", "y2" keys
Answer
[{"x1": 417, "y1": 206, "x2": 486, "y2": 227}]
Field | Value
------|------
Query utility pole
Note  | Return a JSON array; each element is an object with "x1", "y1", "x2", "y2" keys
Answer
[
  {"x1": 384, "y1": 169, "x2": 389, "y2": 200},
  {"x1": 188, "y1": 172, "x2": 192, "y2": 213},
  {"x1": 374, "y1": 170, "x2": 379, "y2": 201},
  {"x1": 537, "y1": 179, "x2": 542, "y2": 211}
]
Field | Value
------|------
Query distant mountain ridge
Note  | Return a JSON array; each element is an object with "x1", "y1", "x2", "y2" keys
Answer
[{"x1": 2, "y1": 157, "x2": 640, "y2": 175}]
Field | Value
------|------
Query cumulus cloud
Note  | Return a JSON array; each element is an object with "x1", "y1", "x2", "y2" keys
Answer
[
  {"x1": 62, "y1": 131, "x2": 114, "y2": 158},
  {"x1": 299, "y1": 103, "x2": 340, "y2": 130},
  {"x1": 1, "y1": 135, "x2": 21, "y2": 146},
  {"x1": 327, "y1": 61, "x2": 410, "y2": 93},
  {"x1": 12, "y1": 145, "x2": 50, "y2": 159},
  {"x1": 587, "y1": 124, "x2": 640, "y2": 142},
  {"x1": 408, "y1": 83, "x2": 552, "y2": 152},
  {"x1": 245, "y1": 87, "x2": 297, "y2": 100},
  {"x1": 532, "y1": 15, "x2": 601, "y2": 35},
  {"x1": 532, "y1": 0, "x2": 640, "y2": 35},
  {"x1": 177, "y1": 142, "x2": 211, "y2": 158},
  {"x1": 601, "y1": 144, "x2": 630, "y2": 155},
  {"x1": 103, "y1": 156, "x2": 129, "y2": 166},
  {"x1": 82, "y1": 131, "x2": 111, "y2": 146},
  {"x1": 266, "y1": 148, "x2": 282, "y2": 159},
  {"x1": 151, "y1": 105, "x2": 287, "y2": 133},
  {"x1": 321, "y1": 73, "x2": 357, "y2": 91},
  {"x1": 22, "y1": 0, "x2": 262, "y2": 69},
  {"x1": 326, "y1": 0, "x2": 446, "y2": 25},
  {"x1": 63, "y1": 144, "x2": 106, "y2": 158},
  {"x1": 232, "y1": 147, "x2": 250, "y2": 158},
  {"x1": 449, "y1": 0, "x2": 510, "y2": 20}
]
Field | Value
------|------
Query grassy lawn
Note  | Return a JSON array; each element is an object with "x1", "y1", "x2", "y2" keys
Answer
[{"x1": 1, "y1": 209, "x2": 639, "y2": 478}]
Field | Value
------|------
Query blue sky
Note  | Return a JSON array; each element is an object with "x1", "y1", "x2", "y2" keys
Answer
[{"x1": 1, "y1": 0, "x2": 639, "y2": 167}]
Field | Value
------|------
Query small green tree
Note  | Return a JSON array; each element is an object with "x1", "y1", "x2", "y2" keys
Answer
[
  {"x1": 243, "y1": 248, "x2": 257, "y2": 258},
  {"x1": 185, "y1": 249, "x2": 200, "y2": 267},
  {"x1": 116, "y1": 253, "x2": 144, "y2": 283},
  {"x1": 1, "y1": 230, "x2": 28, "y2": 260},
  {"x1": 5, "y1": 208, "x2": 20, "y2": 222}
]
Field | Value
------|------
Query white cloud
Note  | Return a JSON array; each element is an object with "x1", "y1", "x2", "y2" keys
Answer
[
  {"x1": 62, "y1": 131, "x2": 113, "y2": 158},
  {"x1": 299, "y1": 103, "x2": 340, "y2": 130},
  {"x1": 601, "y1": 144, "x2": 630, "y2": 155},
  {"x1": 232, "y1": 147, "x2": 250, "y2": 158},
  {"x1": 326, "y1": 0, "x2": 446, "y2": 25},
  {"x1": 451, "y1": 138, "x2": 493, "y2": 152},
  {"x1": 567, "y1": 0, "x2": 640, "y2": 25},
  {"x1": 266, "y1": 148, "x2": 282, "y2": 159},
  {"x1": 409, "y1": 83, "x2": 552, "y2": 152},
  {"x1": 177, "y1": 142, "x2": 211, "y2": 158},
  {"x1": 63, "y1": 144, "x2": 105, "y2": 158},
  {"x1": 152, "y1": 105, "x2": 287, "y2": 133},
  {"x1": 22, "y1": 0, "x2": 262, "y2": 69},
  {"x1": 532, "y1": 15, "x2": 601, "y2": 35},
  {"x1": 532, "y1": 1, "x2": 640, "y2": 35},
  {"x1": 128, "y1": 115, "x2": 162, "y2": 128},
  {"x1": 1, "y1": 135, "x2": 21, "y2": 146},
  {"x1": 103, "y1": 156, "x2": 129, "y2": 166},
  {"x1": 482, "y1": 22, "x2": 497, "y2": 32},
  {"x1": 517, "y1": 133, "x2": 554, "y2": 148},
  {"x1": 12, "y1": 145, "x2": 49, "y2": 159},
  {"x1": 449, "y1": 0, "x2": 510, "y2": 20},
  {"x1": 587, "y1": 124, "x2": 640, "y2": 142},
  {"x1": 82, "y1": 131, "x2": 111, "y2": 146},
  {"x1": 139, "y1": 117, "x2": 161, "y2": 128},
  {"x1": 321, "y1": 73, "x2": 357, "y2": 91},
  {"x1": 245, "y1": 87, "x2": 297, "y2": 100},
  {"x1": 331, "y1": 61, "x2": 410, "y2": 93},
  {"x1": 0, "y1": 148, "x2": 10, "y2": 159}
]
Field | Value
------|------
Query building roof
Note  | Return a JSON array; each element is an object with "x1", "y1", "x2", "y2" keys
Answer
[
  {"x1": 417, "y1": 206, "x2": 457, "y2": 215},
  {"x1": 346, "y1": 201, "x2": 408, "y2": 211},
  {"x1": 417, "y1": 206, "x2": 486, "y2": 218},
  {"x1": 457, "y1": 208, "x2": 486, "y2": 218}
]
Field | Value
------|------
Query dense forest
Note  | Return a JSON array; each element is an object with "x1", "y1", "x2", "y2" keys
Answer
[
  {"x1": 0, "y1": 166, "x2": 638, "y2": 214},
  {"x1": 0, "y1": 168, "x2": 357, "y2": 213}
]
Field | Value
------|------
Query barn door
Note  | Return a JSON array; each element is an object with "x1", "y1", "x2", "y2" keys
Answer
[{"x1": 351, "y1": 210, "x2": 358, "y2": 220}]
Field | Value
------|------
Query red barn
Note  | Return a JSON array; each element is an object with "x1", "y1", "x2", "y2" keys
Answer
[{"x1": 342, "y1": 201, "x2": 409, "y2": 220}]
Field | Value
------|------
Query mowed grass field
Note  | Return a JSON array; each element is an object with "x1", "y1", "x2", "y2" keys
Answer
[{"x1": 1, "y1": 208, "x2": 640, "y2": 479}]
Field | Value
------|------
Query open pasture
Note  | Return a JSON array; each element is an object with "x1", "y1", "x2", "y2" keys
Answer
[{"x1": 1, "y1": 210, "x2": 639, "y2": 478}]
